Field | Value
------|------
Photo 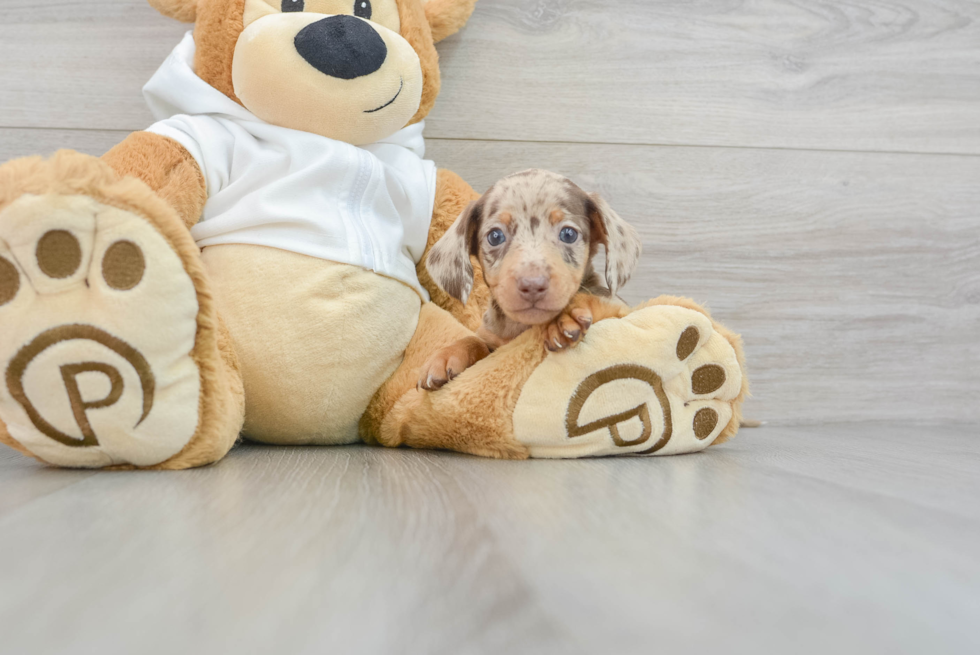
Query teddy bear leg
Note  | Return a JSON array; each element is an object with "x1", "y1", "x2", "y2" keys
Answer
[
  {"x1": 511, "y1": 299, "x2": 748, "y2": 457},
  {"x1": 362, "y1": 297, "x2": 748, "y2": 460},
  {"x1": 0, "y1": 151, "x2": 244, "y2": 469},
  {"x1": 360, "y1": 302, "x2": 536, "y2": 460},
  {"x1": 631, "y1": 295, "x2": 749, "y2": 444}
]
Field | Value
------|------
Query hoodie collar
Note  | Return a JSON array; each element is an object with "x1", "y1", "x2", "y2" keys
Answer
[
  {"x1": 143, "y1": 31, "x2": 427, "y2": 158},
  {"x1": 144, "y1": 31, "x2": 254, "y2": 124}
]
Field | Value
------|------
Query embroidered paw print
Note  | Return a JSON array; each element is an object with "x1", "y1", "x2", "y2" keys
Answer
[
  {"x1": 511, "y1": 304, "x2": 744, "y2": 458},
  {"x1": 0, "y1": 193, "x2": 201, "y2": 468}
]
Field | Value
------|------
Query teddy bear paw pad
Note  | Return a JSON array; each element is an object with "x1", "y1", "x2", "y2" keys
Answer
[
  {"x1": 0, "y1": 194, "x2": 201, "y2": 468},
  {"x1": 512, "y1": 305, "x2": 743, "y2": 458}
]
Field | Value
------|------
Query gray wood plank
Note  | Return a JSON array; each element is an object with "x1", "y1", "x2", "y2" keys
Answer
[
  {"x1": 444, "y1": 423, "x2": 980, "y2": 654},
  {"x1": 0, "y1": 127, "x2": 128, "y2": 161},
  {"x1": 0, "y1": 1, "x2": 185, "y2": 133},
  {"x1": 429, "y1": 0, "x2": 980, "y2": 153},
  {"x1": 2, "y1": 129, "x2": 978, "y2": 425},
  {"x1": 0, "y1": 425, "x2": 977, "y2": 655},
  {"x1": 0, "y1": 445, "x2": 578, "y2": 655},
  {"x1": 0, "y1": 447, "x2": 95, "y2": 521},
  {"x1": 1, "y1": 1, "x2": 979, "y2": 154},
  {"x1": 730, "y1": 422, "x2": 980, "y2": 522}
]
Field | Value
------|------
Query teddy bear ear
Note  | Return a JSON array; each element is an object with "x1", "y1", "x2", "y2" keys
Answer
[
  {"x1": 424, "y1": 0, "x2": 478, "y2": 43},
  {"x1": 148, "y1": 0, "x2": 198, "y2": 22}
]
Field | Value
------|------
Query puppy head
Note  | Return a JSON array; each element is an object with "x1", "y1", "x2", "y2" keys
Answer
[{"x1": 426, "y1": 169, "x2": 642, "y2": 325}]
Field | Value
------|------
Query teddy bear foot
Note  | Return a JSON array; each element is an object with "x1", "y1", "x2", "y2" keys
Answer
[
  {"x1": 513, "y1": 303, "x2": 746, "y2": 458},
  {"x1": 0, "y1": 153, "x2": 243, "y2": 469},
  {"x1": 365, "y1": 299, "x2": 745, "y2": 460}
]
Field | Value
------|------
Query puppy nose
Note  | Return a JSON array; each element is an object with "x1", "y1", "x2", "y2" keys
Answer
[
  {"x1": 517, "y1": 276, "x2": 549, "y2": 302},
  {"x1": 294, "y1": 15, "x2": 388, "y2": 80}
]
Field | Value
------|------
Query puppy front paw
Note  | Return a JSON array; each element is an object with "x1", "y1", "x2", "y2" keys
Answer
[
  {"x1": 545, "y1": 308, "x2": 591, "y2": 352},
  {"x1": 418, "y1": 336, "x2": 490, "y2": 391},
  {"x1": 545, "y1": 294, "x2": 627, "y2": 352}
]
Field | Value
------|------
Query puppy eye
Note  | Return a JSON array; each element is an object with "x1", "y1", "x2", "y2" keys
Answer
[
  {"x1": 487, "y1": 229, "x2": 507, "y2": 247},
  {"x1": 282, "y1": 0, "x2": 304, "y2": 12},
  {"x1": 354, "y1": 0, "x2": 372, "y2": 19},
  {"x1": 559, "y1": 227, "x2": 579, "y2": 244}
]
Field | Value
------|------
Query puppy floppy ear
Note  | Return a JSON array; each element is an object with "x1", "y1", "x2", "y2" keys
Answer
[
  {"x1": 426, "y1": 199, "x2": 483, "y2": 304},
  {"x1": 148, "y1": 0, "x2": 197, "y2": 22},
  {"x1": 424, "y1": 0, "x2": 479, "y2": 43},
  {"x1": 587, "y1": 193, "x2": 642, "y2": 295}
]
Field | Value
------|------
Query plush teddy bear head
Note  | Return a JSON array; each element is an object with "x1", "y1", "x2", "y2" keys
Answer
[{"x1": 149, "y1": 0, "x2": 476, "y2": 145}]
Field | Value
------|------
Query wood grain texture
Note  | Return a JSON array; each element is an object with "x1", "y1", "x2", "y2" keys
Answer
[
  {"x1": 2, "y1": 129, "x2": 977, "y2": 425},
  {"x1": 0, "y1": 430, "x2": 977, "y2": 655},
  {"x1": 428, "y1": 0, "x2": 980, "y2": 153},
  {"x1": 0, "y1": 1, "x2": 185, "y2": 132},
  {"x1": 0, "y1": 447, "x2": 95, "y2": 521},
  {"x1": 1, "y1": 1, "x2": 979, "y2": 154},
  {"x1": 0, "y1": 127, "x2": 129, "y2": 162}
]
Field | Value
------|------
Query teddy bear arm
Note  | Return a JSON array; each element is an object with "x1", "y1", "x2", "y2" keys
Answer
[
  {"x1": 416, "y1": 167, "x2": 491, "y2": 331},
  {"x1": 102, "y1": 131, "x2": 207, "y2": 231},
  {"x1": 424, "y1": 0, "x2": 480, "y2": 43}
]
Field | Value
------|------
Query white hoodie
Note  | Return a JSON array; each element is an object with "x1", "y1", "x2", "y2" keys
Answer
[{"x1": 144, "y1": 32, "x2": 437, "y2": 300}]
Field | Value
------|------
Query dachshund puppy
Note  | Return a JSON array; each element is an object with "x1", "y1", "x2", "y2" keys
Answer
[{"x1": 419, "y1": 169, "x2": 643, "y2": 390}]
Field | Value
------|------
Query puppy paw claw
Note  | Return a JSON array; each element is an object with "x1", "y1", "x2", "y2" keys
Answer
[{"x1": 571, "y1": 310, "x2": 592, "y2": 330}]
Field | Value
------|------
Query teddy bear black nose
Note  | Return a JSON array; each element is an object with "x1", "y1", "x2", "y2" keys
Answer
[{"x1": 294, "y1": 15, "x2": 388, "y2": 80}]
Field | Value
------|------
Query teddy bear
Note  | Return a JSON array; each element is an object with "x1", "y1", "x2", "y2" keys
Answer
[{"x1": 0, "y1": 0, "x2": 747, "y2": 469}]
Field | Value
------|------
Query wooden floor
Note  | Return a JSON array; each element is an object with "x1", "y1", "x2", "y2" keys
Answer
[
  {"x1": 0, "y1": 424, "x2": 978, "y2": 654},
  {"x1": 1, "y1": 0, "x2": 978, "y2": 652}
]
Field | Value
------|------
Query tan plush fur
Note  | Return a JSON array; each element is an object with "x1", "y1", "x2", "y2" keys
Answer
[
  {"x1": 425, "y1": 0, "x2": 478, "y2": 43},
  {"x1": 361, "y1": 302, "x2": 536, "y2": 460},
  {"x1": 635, "y1": 295, "x2": 749, "y2": 444},
  {"x1": 399, "y1": 0, "x2": 442, "y2": 126},
  {"x1": 202, "y1": 246, "x2": 421, "y2": 446},
  {"x1": 0, "y1": 151, "x2": 245, "y2": 469},
  {"x1": 103, "y1": 132, "x2": 207, "y2": 230},
  {"x1": 193, "y1": 0, "x2": 248, "y2": 106},
  {"x1": 148, "y1": 0, "x2": 198, "y2": 23},
  {"x1": 360, "y1": 302, "x2": 470, "y2": 445}
]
